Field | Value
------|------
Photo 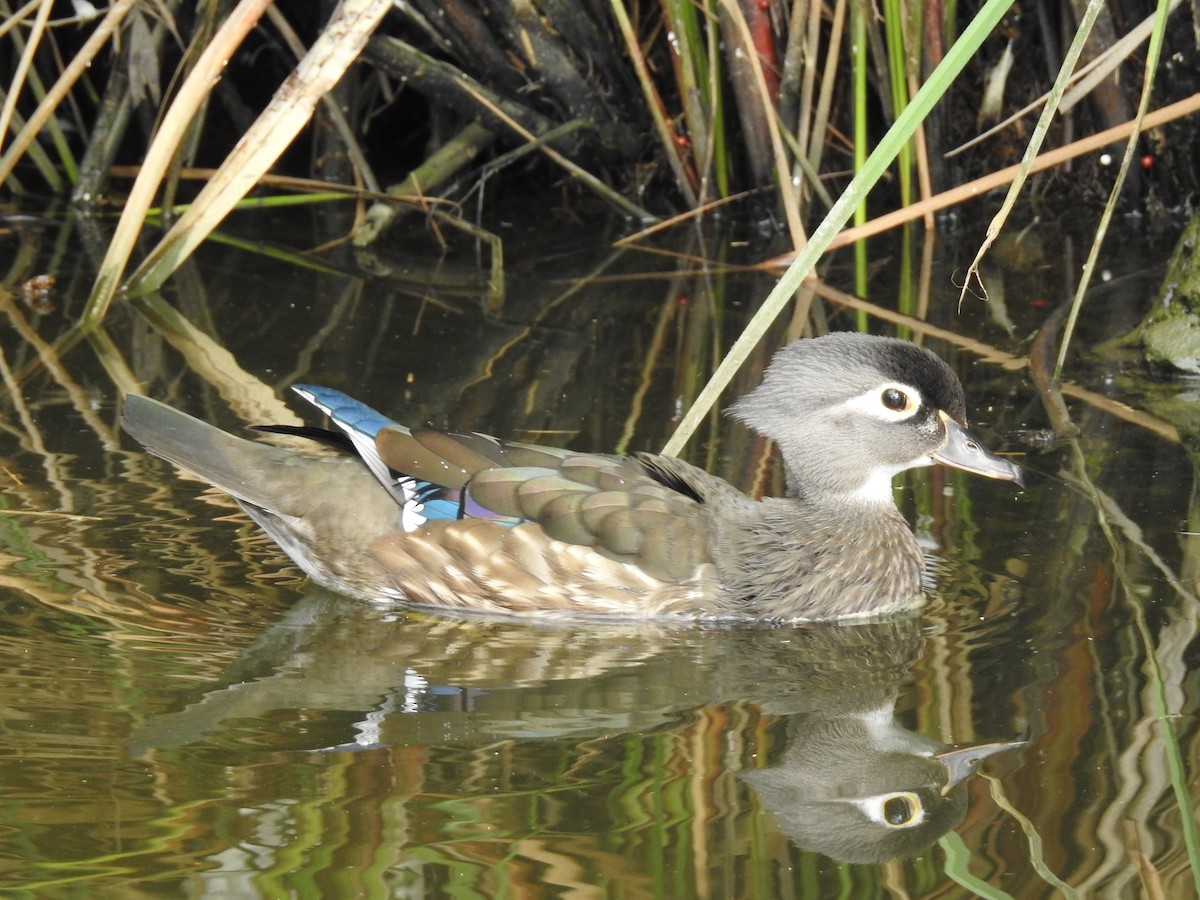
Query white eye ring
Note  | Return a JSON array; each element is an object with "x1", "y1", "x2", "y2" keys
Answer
[
  {"x1": 881, "y1": 792, "x2": 921, "y2": 826},
  {"x1": 880, "y1": 387, "x2": 914, "y2": 413},
  {"x1": 850, "y1": 791, "x2": 927, "y2": 827},
  {"x1": 840, "y1": 383, "x2": 924, "y2": 422}
]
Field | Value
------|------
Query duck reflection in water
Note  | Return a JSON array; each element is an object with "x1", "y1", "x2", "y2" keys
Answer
[
  {"x1": 727, "y1": 614, "x2": 1025, "y2": 864},
  {"x1": 130, "y1": 591, "x2": 1024, "y2": 866},
  {"x1": 742, "y1": 691, "x2": 1024, "y2": 864}
]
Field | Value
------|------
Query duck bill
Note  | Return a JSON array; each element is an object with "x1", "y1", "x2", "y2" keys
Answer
[
  {"x1": 936, "y1": 738, "x2": 1027, "y2": 793},
  {"x1": 932, "y1": 415, "x2": 1024, "y2": 487}
]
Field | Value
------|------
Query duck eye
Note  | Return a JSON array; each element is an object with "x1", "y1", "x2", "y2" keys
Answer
[
  {"x1": 882, "y1": 794, "x2": 918, "y2": 826},
  {"x1": 881, "y1": 388, "x2": 911, "y2": 412}
]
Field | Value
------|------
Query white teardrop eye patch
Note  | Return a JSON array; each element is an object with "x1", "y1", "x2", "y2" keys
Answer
[{"x1": 839, "y1": 382, "x2": 924, "y2": 422}]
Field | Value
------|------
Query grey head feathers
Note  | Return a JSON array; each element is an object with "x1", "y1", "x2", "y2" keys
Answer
[{"x1": 727, "y1": 333, "x2": 968, "y2": 501}]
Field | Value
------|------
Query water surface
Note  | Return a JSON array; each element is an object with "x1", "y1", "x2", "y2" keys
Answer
[{"x1": 0, "y1": 208, "x2": 1196, "y2": 897}]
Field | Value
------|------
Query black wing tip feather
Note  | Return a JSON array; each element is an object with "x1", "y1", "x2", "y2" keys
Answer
[
  {"x1": 634, "y1": 454, "x2": 706, "y2": 504},
  {"x1": 253, "y1": 424, "x2": 357, "y2": 454}
]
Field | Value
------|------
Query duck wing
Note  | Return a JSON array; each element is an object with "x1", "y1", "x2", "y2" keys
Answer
[{"x1": 294, "y1": 386, "x2": 726, "y2": 581}]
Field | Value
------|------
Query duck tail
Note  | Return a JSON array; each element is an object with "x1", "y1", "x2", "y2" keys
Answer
[{"x1": 121, "y1": 394, "x2": 304, "y2": 511}]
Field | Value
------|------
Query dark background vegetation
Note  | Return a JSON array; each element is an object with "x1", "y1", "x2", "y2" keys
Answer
[{"x1": 4, "y1": 0, "x2": 1198, "y2": 230}]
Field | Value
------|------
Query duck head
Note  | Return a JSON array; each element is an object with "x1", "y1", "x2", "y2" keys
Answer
[{"x1": 729, "y1": 332, "x2": 1023, "y2": 504}]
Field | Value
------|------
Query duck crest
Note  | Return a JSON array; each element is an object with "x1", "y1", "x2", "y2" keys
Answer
[{"x1": 122, "y1": 333, "x2": 1023, "y2": 621}]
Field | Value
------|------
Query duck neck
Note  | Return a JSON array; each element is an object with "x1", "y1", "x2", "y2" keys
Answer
[{"x1": 784, "y1": 462, "x2": 912, "y2": 509}]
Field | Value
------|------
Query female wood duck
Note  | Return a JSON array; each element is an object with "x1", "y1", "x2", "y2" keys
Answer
[{"x1": 122, "y1": 332, "x2": 1023, "y2": 621}]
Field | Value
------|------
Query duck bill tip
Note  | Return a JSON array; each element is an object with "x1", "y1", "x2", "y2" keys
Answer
[
  {"x1": 934, "y1": 416, "x2": 1024, "y2": 488},
  {"x1": 936, "y1": 737, "x2": 1027, "y2": 791}
]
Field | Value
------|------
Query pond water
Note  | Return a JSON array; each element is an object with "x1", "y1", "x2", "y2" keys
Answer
[{"x1": 0, "y1": 205, "x2": 1197, "y2": 898}]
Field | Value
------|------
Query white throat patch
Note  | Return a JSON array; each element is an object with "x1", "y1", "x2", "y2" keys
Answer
[{"x1": 848, "y1": 461, "x2": 929, "y2": 505}]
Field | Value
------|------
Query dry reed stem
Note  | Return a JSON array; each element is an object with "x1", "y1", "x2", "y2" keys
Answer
[
  {"x1": 106, "y1": 166, "x2": 399, "y2": 202},
  {"x1": 607, "y1": 0, "x2": 698, "y2": 207},
  {"x1": 81, "y1": 0, "x2": 275, "y2": 326},
  {"x1": 0, "y1": 0, "x2": 53, "y2": 154},
  {"x1": 612, "y1": 190, "x2": 759, "y2": 247},
  {"x1": 265, "y1": 4, "x2": 379, "y2": 194},
  {"x1": 808, "y1": 0, "x2": 847, "y2": 171},
  {"x1": 118, "y1": 0, "x2": 391, "y2": 302},
  {"x1": 763, "y1": 92, "x2": 1200, "y2": 265},
  {"x1": 718, "y1": 0, "x2": 805, "y2": 249},
  {"x1": 0, "y1": 0, "x2": 139, "y2": 185},
  {"x1": 0, "y1": 0, "x2": 42, "y2": 42}
]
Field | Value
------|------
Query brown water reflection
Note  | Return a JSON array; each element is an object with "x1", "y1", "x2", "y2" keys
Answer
[{"x1": 0, "y1": 209, "x2": 1197, "y2": 897}]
